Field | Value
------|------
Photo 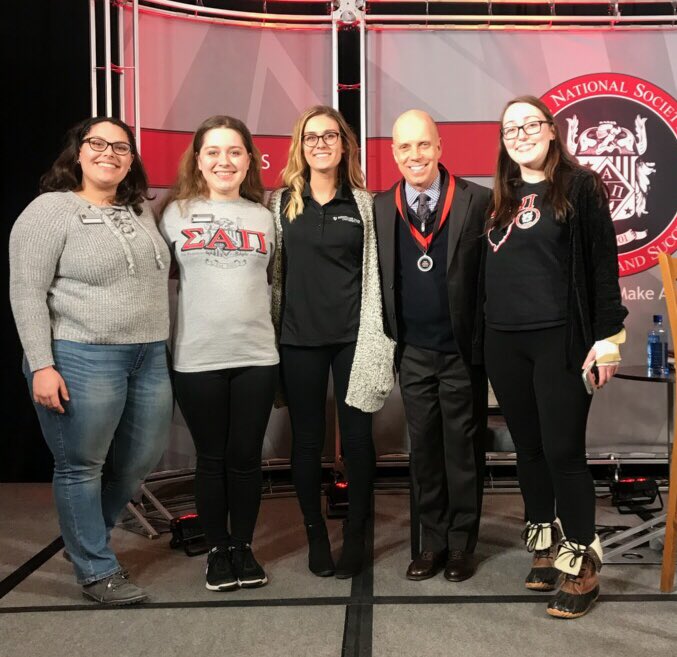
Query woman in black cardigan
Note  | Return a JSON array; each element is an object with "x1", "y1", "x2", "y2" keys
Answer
[{"x1": 484, "y1": 95, "x2": 627, "y2": 619}]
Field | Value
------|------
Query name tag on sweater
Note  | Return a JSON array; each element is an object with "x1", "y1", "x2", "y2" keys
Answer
[{"x1": 79, "y1": 213, "x2": 104, "y2": 224}]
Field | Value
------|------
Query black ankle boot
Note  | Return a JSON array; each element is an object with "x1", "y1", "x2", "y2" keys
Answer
[
  {"x1": 305, "y1": 522, "x2": 334, "y2": 577},
  {"x1": 335, "y1": 521, "x2": 366, "y2": 579}
]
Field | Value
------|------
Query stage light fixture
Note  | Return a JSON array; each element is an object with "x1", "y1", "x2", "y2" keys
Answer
[
  {"x1": 169, "y1": 513, "x2": 209, "y2": 556},
  {"x1": 610, "y1": 476, "x2": 663, "y2": 514},
  {"x1": 326, "y1": 475, "x2": 349, "y2": 518}
]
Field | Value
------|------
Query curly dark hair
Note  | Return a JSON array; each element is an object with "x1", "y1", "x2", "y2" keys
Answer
[{"x1": 40, "y1": 116, "x2": 152, "y2": 214}]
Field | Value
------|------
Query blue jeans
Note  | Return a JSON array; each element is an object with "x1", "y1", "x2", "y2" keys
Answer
[{"x1": 24, "y1": 340, "x2": 172, "y2": 585}]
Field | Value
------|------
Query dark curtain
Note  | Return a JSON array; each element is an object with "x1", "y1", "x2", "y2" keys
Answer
[{"x1": 2, "y1": 1, "x2": 89, "y2": 481}]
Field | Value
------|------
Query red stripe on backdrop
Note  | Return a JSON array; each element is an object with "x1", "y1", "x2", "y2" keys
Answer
[
  {"x1": 140, "y1": 123, "x2": 499, "y2": 191},
  {"x1": 140, "y1": 129, "x2": 292, "y2": 189},
  {"x1": 367, "y1": 122, "x2": 500, "y2": 192}
]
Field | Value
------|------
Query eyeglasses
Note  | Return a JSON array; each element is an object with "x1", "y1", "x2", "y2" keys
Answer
[
  {"x1": 500, "y1": 120, "x2": 552, "y2": 140},
  {"x1": 81, "y1": 137, "x2": 132, "y2": 156},
  {"x1": 302, "y1": 131, "x2": 340, "y2": 148}
]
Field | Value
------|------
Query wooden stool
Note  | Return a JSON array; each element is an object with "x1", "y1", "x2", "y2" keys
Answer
[{"x1": 657, "y1": 252, "x2": 677, "y2": 591}]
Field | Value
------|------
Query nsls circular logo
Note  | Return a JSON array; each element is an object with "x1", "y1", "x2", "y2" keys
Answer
[{"x1": 542, "y1": 74, "x2": 677, "y2": 277}]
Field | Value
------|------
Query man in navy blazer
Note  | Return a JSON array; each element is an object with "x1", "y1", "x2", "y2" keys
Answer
[{"x1": 374, "y1": 110, "x2": 489, "y2": 581}]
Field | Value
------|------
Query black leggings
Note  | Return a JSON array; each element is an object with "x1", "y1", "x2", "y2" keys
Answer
[
  {"x1": 173, "y1": 365, "x2": 277, "y2": 549},
  {"x1": 484, "y1": 326, "x2": 595, "y2": 545},
  {"x1": 280, "y1": 343, "x2": 375, "y2": 526}
]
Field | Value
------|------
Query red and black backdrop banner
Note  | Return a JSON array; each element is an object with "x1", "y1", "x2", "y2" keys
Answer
[
  {"x1": 140, "y1": 124, "x2": 500, "y2": 190},
  {"x1": 127, "y1": 11, "x2": 676, "y2": 457}
]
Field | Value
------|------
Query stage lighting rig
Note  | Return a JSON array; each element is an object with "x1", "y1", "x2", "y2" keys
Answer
[
  {"x1": 326, "y1": 474, "x2": 350, "y2": 518},
  {"x1": 610, "y1": 476, "x2": 663, "y2": 514},
  {"x1": 169, "y1": 513, "x2": 209, "y2": 556},
  {"x1": 333, "y1": 0, "x2": 365, "y2": 27}
]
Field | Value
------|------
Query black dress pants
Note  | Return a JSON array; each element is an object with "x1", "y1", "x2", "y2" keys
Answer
[
  {"x1": 173, "y1": 365, "x2": 277, "y2": 549},
  {"x1": 399, "y1": 344, "x2": 486, "y2": 553},
  {"x1": 280, "y1": 343, "x2": 375, "y2": 527}
]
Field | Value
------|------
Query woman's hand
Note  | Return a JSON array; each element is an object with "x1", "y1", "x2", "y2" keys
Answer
[
  {"x1": 33, "y1": 366, "x2": 70, "y2": 413},
  {"x1": 582, "y1": 348, "x2": 618, "y2": 389}
]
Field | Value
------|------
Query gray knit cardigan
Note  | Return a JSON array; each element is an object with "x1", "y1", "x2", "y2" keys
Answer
[{"x1": 269, "y1": 187, "x2": 396, "y2": 413}]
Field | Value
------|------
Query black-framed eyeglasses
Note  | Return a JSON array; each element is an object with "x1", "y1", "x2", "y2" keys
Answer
[
  {"x1": 82, "y1": 137, "x2": 132, "y2": 156},
  {"x1": 500, "y1": 120, "x2": 552, "y2": 140},
  {"x1": 302, "y1": 131, "x2": 340, "y2": 148}
]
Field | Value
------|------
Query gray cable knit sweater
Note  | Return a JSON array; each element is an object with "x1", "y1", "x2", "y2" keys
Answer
[
  {"x1": 10, "y1": 191, "x2": 170, "y2": 372},
  {"x1": 269, "y1": 187, "x2": 396, "y2": 413}
]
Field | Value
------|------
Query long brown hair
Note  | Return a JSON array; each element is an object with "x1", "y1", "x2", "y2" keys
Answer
[
  {"x1": 488, "y1": 95, "x2": 602, "y2": 230},
  {"x1": 281, "y1": 106, "x2": 365, "y2": 220},
  {"x1": 160, "y1": 115, "x2": 264, "y2": 214},
  {"x1": 40, "y1": 116, "x2": 152, "y2": 215}
]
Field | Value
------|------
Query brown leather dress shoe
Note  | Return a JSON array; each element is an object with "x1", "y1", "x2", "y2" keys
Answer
[
  {"x1": 443, "y1": 550, "x2": 475, "y2": 582},
  {"x1": 406, "y1": 551, "x2": 447, "y2": 581}
]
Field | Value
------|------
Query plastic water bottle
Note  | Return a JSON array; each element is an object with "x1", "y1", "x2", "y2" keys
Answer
[{"x1": 647, "y1": 315, "x2": 669, "y2": 376}]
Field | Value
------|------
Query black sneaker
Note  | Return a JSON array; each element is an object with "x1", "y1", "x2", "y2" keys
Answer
[
  {"x1": 205, "y1": 546, "x2": 238, "y2": 591},
  {"x1": 231, "y1": 545, "x2": 268, "y2": 588}
]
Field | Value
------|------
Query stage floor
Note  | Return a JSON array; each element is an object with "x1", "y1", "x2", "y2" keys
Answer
[{"x1": 0, "y1": 485, "x2": 675, "y2": 657}]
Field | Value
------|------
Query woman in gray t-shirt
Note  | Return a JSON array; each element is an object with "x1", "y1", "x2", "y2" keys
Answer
[{"x1": 159, "y1": 116, "x2": 278, "y2": 592}]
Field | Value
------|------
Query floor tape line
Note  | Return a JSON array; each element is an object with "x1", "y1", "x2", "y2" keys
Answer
[
  {"x1": 1, "y1": 593, "x2": 676, "y2": 615},
  {"x1": 0, "y1": 536, "x2": 64, "y2": 600}
]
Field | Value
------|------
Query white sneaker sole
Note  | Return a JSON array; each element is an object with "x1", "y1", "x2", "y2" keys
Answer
[
  {"x1": 205, "y1": 581, "x2": 238, "y2": 592},
  {"x1": 238, "y1": 576, "x2": 268, "y2": 589}
]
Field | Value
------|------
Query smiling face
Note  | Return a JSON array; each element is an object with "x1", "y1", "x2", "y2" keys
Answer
[
  {"x1": 501, "y1": 102, "x2": 555, "y2": 181},
  {"x1": 302, "y1": 114, "x2": 344, "y2": 178},
  {"x1": 392, "y1": 111, "x2": 441, "y2": 191},
  {"x1": 78, "y1": 121, "x2": 133, "y2": 197},
  {"x1": 196, "y1": 127, "x2": 251, "y2": 201}
]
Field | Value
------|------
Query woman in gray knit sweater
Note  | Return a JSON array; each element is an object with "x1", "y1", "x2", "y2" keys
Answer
[{"x1": 9, "y1": 117, "x2": 172, "y2": 605}]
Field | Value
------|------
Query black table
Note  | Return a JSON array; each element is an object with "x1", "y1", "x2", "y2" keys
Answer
[{"x1": 614, "y1": 365, "x2": 674, "y2": 453}]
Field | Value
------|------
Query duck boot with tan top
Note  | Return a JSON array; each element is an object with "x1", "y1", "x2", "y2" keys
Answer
[
  {"x1": 521, "y1": 521, "x2": 561, "y2": 591},
  {"x1": 547, "y1": 536, "x2": 602, "y2": 619}
]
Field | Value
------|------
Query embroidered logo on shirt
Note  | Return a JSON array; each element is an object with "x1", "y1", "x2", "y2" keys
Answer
[
  {"x1": 332, "y1": 215, "x2": 361, "y2": 225},
  {"x1": 514, "y1": 194, "x2": 541, "y2": 229}
]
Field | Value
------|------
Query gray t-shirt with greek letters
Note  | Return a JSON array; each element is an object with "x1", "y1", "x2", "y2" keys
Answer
[{"x1": 160, "y1": 198, "x2": 279, "y2": 372}]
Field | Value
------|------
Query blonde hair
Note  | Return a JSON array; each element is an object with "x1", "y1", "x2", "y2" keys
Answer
[
  {"x1": 281, "y1": 106, "x2": 365, "y2": 220},
  {"x1": 159, "y1": 115, "x2": 264, "y2": 215}
]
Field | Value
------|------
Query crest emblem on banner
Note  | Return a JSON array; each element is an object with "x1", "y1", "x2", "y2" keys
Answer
[
  {"x1": 543, "y1": 74, "x2": 677, "y2": 277},
  {"x1": 566, "y1": 116, "x2": 653, "y2": 235}
]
